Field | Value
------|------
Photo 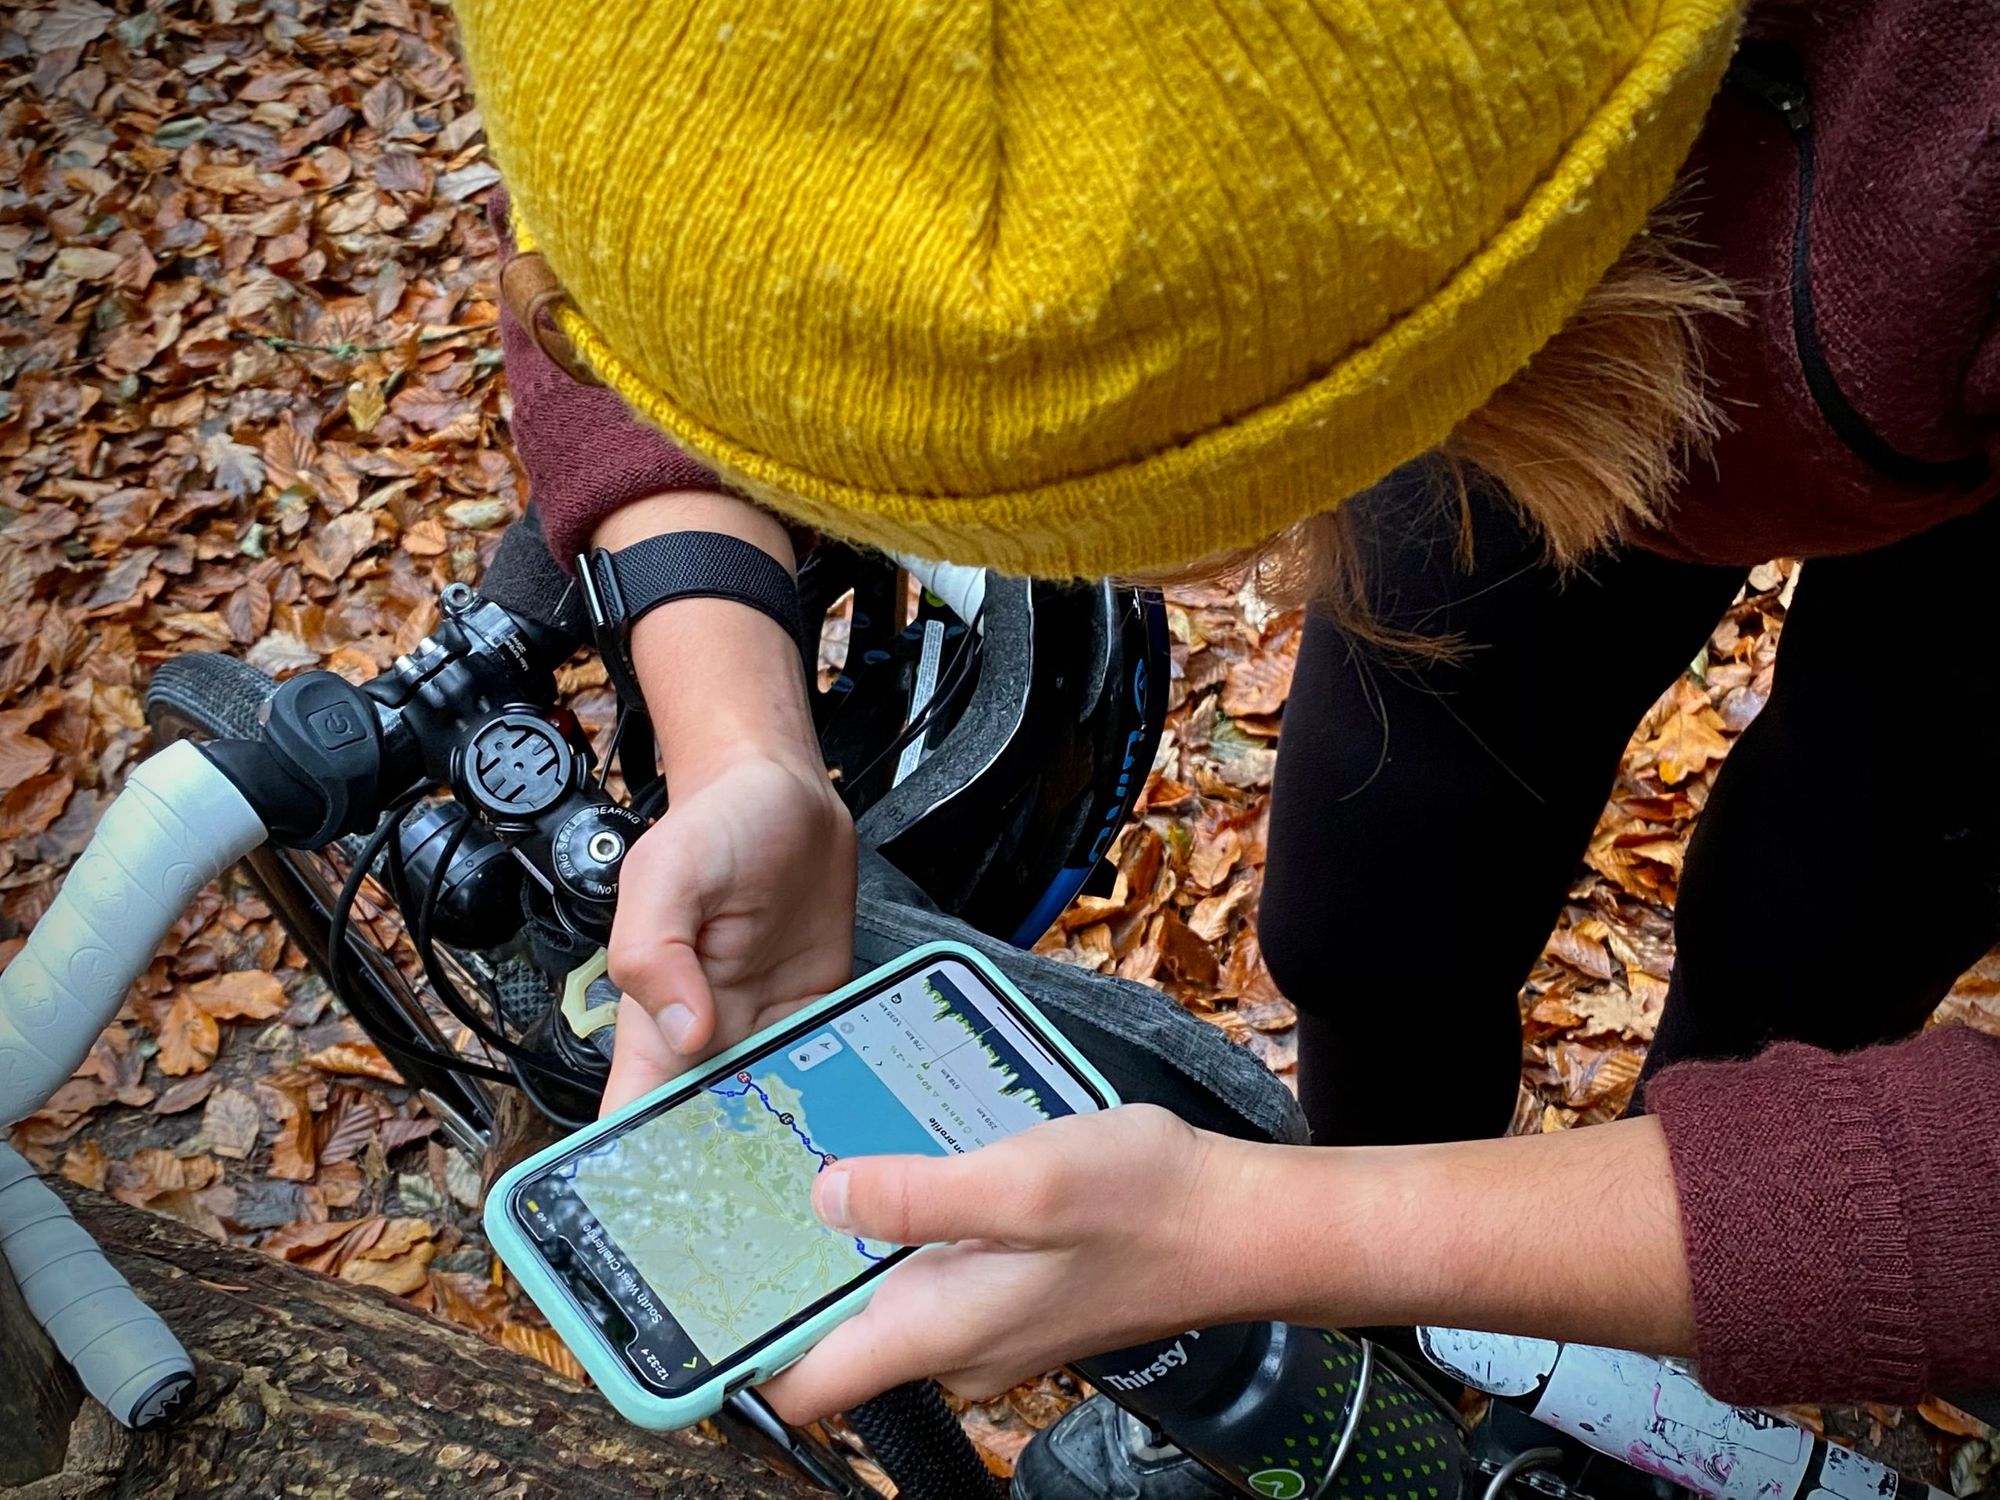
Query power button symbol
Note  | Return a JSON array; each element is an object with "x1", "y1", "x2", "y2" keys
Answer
[{"x1": 308, "y1": 704, "x2": 367, "y2": 750}]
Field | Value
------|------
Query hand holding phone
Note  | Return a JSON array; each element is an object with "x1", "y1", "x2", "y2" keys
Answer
[{"x1": 486, "y1": 942, "x2": 1117, "y2": 1429}]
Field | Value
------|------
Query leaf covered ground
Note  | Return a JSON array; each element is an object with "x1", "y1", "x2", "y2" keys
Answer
[{"x1": 3, "y1": 1, "x2": 1996, "y2": 1492}]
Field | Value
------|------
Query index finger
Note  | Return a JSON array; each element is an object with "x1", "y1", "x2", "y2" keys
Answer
[{"x1": 599, "y1": 994, "x2": 687, "y2": 1115}]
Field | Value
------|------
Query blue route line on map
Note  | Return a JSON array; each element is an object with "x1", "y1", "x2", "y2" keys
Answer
[{"x1": 711, "y1": 1080, "x2": 885, "y2": 1263}]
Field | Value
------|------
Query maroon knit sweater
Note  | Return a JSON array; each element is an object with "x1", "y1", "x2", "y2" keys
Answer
[
  {"x1": 1639, "y1": 0, "x2": 2000, "y2": 1405},
  {"x1": 1649, "y1": 0, "x2": 2000, "y2": 565},
  {"x1": 498, "y1": 1, "x2": 2000, "y2": 1405}
]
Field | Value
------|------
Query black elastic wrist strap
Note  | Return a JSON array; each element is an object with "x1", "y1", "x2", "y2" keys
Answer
[
  {"x1": 578, "y1": 532, "x2": 807, "y2": 714},
  {"x1": 583, "y1": 531, "x2": 804, "y2": 648}
]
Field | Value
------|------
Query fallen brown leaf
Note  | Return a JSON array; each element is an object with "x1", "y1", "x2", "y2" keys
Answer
[
  {"x1": 346, "y1": 377, "x2": 388, "y2": 433},
  {"x1": 338, "y1": 1216, "x2": 436, "y2": 1294},
  {"x1": 60, "y1": 1139, "x2": 107, "y2": 1191},
  {"x1": 259, "y1": 1079, "x2": 319, "y2": 1182},
  {"x1": 1115, "y1": 913, "x2": 1165, "y2": 984},
  {"x1": 1219, "y1": 650, "x2": 1296, "y2": 719},
  {"x1": 317, "y1": 1088, "x2": 382, "y2": 1165},
  {"x1": 187, "y1": 969, "x2": 288, "y2": 1020},
  {"x1": 155, "y1": 994, "x2": 220, "y2": 1077},
  {"x1": 1644, "y1": 685, "x2": 1732, "y2": 788},
  {"x1": 28, "y1": 1076, "x2": 114, "y2": 1130},
  {"x1": 500, "y1": 1321, "x2": 588, "y2": 1383},
  {"x1": 1187, "y1": 827, "x2": 1241, "y2": 892},
  {"x1": 319, "y1": 1160, "x2": 366, "y2": 1209},
  {"x1": 151, "y1": 1073, "x2": 219, "y2": 1115},
  {"x1": 300, "y1": 512, "x2": 378, "y2": 582},
  {"x1": 107, "y1": 1149, "x2": 220, "y2": 1209},
  {"x1": 1544, "y1": 926, "x2": 1615, "y2": 982},
  {"x1": 430, "y1": 1269, "x2": 510, "y2": 1339},
  {"x1": 203, "y1": 1086, "x2": 264, "y2": 1160},
  {"x1": 1544, "y1": 1044, "x2": 1645, "y2": 1113},
  {"x1": 1568, "y1": 984, "x2": 1664, "y2": 1043},
  {"x1": 0, "y1": 771, "x2": 73, "y2": 839},
  {"x1": 262, "y1": 1218, "x2": 365, "y2": 1262},
  {"x1": 0, "y1": 729, "x2": 57, "y2": 788},
  {"x1": 1158, "y1": 908, "x2": 1221, "y2": 988},
  {"x1": 1218, "y1": 928, "x2": 1285, "y2": 1004},
  {"x1": 303, "y1": 1039, "x2": 404, "y2": 1083},
  {"x1": 1186, "y1": 877, "x2": 1256, "y2": 944},
  {"x1": 1917, "y1": 1395, "x2": 1990, "y2": 1439},
  {"x1": 400, "y1": 515, "x2": 448, "y2": 556}
]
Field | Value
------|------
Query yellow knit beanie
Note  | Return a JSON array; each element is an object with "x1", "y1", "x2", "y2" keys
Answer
[{"x1": 457, "y1": 0, "x2": 1743, "y2": 578}]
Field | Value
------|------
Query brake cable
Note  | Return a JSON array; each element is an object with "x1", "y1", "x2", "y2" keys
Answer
[
  {"x1": 323, "y1": 796, "x2": 518, "y2": 1088},
  {"x1": 400, "y1": 811, "x2": 601, "y2": 1119},
  {"x1": 325, "y1": 800, "x2": 601, "y2": 1104}
]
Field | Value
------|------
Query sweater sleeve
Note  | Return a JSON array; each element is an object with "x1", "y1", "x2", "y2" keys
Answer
[
  {"x1": 1648, "y1": 1023, "x2": 2000, "y2": 1405},
  {"x1": 488, "y1": 189, "x2": 729, "y2": 568},
  {"x1": 498, "y1": 275, "x2": 726, "y2": 567}
]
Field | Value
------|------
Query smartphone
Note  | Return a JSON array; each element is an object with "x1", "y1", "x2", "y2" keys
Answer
[{"x1": 485, "y1": 940, "x2": 1118, "y2": 1429}]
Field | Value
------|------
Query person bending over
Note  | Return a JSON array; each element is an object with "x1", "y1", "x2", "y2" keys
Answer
[{"x1": 458, "y1": 0, "x2": 2000, "y2": 1461}]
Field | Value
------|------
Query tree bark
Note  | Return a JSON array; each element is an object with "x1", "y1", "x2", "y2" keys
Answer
[
  {"x1": 0, "y1": 1231, "x2": 82, "y2": 1488},
  {"x1": 0, "y1": 1181, "x2": 825, "y2": 1500}
]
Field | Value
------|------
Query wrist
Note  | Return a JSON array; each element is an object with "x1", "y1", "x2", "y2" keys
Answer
[
  {"x1": 1199, "y1": 1138, "x2": 1446, "y2": 1332},
  {"x1": 660, "y1": 707, "x2": 829, "y2": 795},
  {"x1": 594, "y1": 490, "x2": 820, "y2": 790},
  {"x1": 629, "y1": 599, "x2": 821, "y2": 790},
  {"x1": 1175, "y1": 1135, "x2": 1335, "y2": 1327}
]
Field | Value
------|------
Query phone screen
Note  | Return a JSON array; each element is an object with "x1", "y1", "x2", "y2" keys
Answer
[{"x1": 508, "y1": 954, "x2": 1106, "y2": 1395}]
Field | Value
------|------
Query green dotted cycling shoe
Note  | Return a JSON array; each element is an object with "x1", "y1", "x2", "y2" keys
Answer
[{"x1": 1012, "y1": 1396, "x2": 1234, "y2": 1500}]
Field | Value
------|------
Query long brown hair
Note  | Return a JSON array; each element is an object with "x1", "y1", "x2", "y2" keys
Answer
[{"x1": 1145, "y1": 223, "x2": 1740, "y2": 654}]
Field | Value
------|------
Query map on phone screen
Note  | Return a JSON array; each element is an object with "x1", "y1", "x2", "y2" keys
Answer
[{"x1": 552, "y1": 958, "x2": 1102, "y2": 1364}]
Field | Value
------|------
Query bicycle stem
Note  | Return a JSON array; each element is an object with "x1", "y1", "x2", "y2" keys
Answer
[{"x1": 197, "y1": 585, "x2": 639, "y2": 945}]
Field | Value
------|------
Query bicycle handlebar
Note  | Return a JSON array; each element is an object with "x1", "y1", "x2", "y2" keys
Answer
[
  {"x1": 0, "y1": 742, "x2": 267, "y2": 1124},
  {"x1": 0, "y1": 1146, "x2": 197, "y2": 1426},
  {"x1": 0, "y1": 591, "x2": 611, "y2": 1432},
  {"x1": 0, "y1": 739, "x2": 267, "y2": 1429}
]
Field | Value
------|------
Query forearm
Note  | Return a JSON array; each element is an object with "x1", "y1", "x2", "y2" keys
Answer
[
  {"x1": 1209, "y1": 1117, "x2": 1695, "y2": 1353},
  {"x1": 587, "y1": 489, "x2": 853, "y2": 1079},
  {"x1": 591, "y1": 491, "x2": 819, "y2": 782}
]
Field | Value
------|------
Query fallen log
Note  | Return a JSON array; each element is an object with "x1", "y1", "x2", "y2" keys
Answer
[{"x1": 0, "y1": 1179, "x2": 824, "y2": 1500}]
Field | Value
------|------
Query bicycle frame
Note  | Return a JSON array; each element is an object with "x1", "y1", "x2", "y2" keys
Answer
[{"x1": 1423, "y1": 1330, "x2": 1951, "y2": 1500}]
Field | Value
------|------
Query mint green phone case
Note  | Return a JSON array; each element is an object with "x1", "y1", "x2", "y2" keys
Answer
[{"x1": 483, "y1": 940, "x2": 1119, "y2": 1430}]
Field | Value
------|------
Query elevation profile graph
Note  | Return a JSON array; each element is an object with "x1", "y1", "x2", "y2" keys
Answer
[
  {"x1": 916, "y1": 971, "x2": 1073, "y2": 1121},
  {"x1": 837, "y1": 964, "x2": 1075, "y2": 1153}
]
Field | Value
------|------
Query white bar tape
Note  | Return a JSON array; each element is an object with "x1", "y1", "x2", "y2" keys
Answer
[
  {"x1": 0, "y1": 1144, "x2": 195, "y2": 1427},
  {"x1": 0, "y1": 739, "x2": 265, "y2": 1126}
]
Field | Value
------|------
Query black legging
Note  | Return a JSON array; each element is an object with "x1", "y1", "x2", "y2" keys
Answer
[{"x1": 1260, "y1": 470, "x2": 2000, "y2": 1148}]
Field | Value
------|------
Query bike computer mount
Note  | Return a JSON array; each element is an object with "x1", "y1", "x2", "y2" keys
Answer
[{"x1": 199, "y1": 582, "x2": 640, "y2": 946}]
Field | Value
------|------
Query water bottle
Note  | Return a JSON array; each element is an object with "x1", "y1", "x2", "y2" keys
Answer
[{"x1": 1076, "y1": 1322, "x2": 1466, "y2": 1500}]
